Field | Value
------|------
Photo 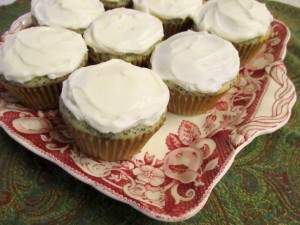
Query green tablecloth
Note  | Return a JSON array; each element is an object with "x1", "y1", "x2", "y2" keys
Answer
[{"x1": 0, "y1": 1, "x2": 299, "y2": 224}]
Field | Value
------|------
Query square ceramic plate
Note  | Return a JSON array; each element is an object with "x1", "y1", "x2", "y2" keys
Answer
[{"x1": 0, "y1": 13, "x2": 296, "y2": 222}]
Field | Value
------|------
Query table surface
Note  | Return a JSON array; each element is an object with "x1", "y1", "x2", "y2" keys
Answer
[{"x1": 0, "y1": 1, "x2": 299, "y2": 224}]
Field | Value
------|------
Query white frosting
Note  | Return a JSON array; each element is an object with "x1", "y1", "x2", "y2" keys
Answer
[
  {"x1": 61, "y1": 59, "x2": 169, "y2": 134},
  {"x1": 31, "y1": 0, "x2": 105, "y2": 30},
  {"x1": 0, "y1": 27, "x2": 87, "y2": 83},
  {"x1": 194, "y1": 0, "x2": 273, "y2": 42},
  {"x1": 84, "y1": 8, "x2": 163, "y2": 54},
  {"x1": 133, "y1": 0, "x2": 202, "y2": 20},
  {"x1": 151, "y1": 31, "x2": 240, "y2": 93}
]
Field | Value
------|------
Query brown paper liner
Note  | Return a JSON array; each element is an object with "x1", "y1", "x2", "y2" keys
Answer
[
  {"x1": 61, "y1": 113, "x2": 165, "y2": 161},
  {"x1": 234, "y1": 28, "x2": 272, "y2": 66},
  {"x1": 88, "y1": 47, "x2": 152, "y2": 67},
  {"x1": 168, "y1": 90, "x2": 225, "y2": 116},
  {"x1": 166, "y1": 75, "x2": 238, "y2": 116},
  {"x1": 102, "y1": 0, "x2": 133, "y2": 10},
  {"x1": 162, "y1": 18, "x2": 194, "y2": 39},
  {"x1": 69, "y1": 126, "x2": 160, "y2": 161},
  {"x1": 0, "y1": 80, "x2": 63, "y2": 110}
]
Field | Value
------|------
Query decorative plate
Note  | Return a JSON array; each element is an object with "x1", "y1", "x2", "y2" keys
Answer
[{"x1": 0, "y1": 13, "x2": 296, "y2": 222}]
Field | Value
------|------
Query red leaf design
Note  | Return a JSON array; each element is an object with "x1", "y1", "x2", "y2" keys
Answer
[
  {"x1": 200, "y1": 144, "x2": 210, "y2": 159},
  {"x1": 178, "y1": 121, "x2": 201, "y2": 145},
  {"x1": 166, "y1": 133, "x2": 183, "y2": 150},
  {"x1": 206, "y1": 114, "x2": 217, "y2": 124},
  {"x1": 204, "y1": 158, "x2": 218, "y2": 172},
  {"x1": 144, "y1": 152, "x2": 154, "y2": 165},
  {"x1": 215, "y1": 101, "x2": 228, "y2": 111},
  {"x1": 154, "y1": 159, "x2": 164, "y2": 168}
]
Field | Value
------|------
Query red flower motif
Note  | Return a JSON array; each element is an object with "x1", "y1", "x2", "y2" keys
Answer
[{"x1": 133, "y1": 165, "x2": 165, "y2": 186}]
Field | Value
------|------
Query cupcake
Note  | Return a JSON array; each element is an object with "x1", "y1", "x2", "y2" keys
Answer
[
  {"x1": 193, "y1": 0, "x2": 273, "y2": 65},
  {"x1": 0, "y1": 26, "x2": 88, "y2": 110},
  {"x1": 151, "y1": 31, "x2": 240, "y2": 116},
  {"x1": 31, "y1": 0, "x2": 105, "y2": 33},
  {"x1": 84, "y1": 8, "x2": 164, "y2": 67},
  {"x1": 100, "y1": 0, "x2": 132, "y2": 10},
  {"x1": 60, "y1": 59, "x2": 169, "y2": 161},
  {"x1": 133, "y1": 0, "x2": 202, "y2": 38}
]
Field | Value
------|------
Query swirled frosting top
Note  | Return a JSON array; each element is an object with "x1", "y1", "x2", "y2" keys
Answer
[
  {"x1": 133, "y1": 0, "x2": 202, "y2": 20},
  {"x1": 61, "y1": 59, "x2": 169, "y2": 134},
  {"x1": 0, "y1": 26, "x2": 87, "y2": 83},
  {"x1": 194, "y1": 0, "x2": 273, "y2": 42},
  {"x1": 31, "y1": 0, "x2": 105, "y2": 30},
  {"x1": 84, "y1": 8, "x2": 164, "y2": 54},
  {"x1": 151, "y1": 31, "x2": 240, "y2": 93}
]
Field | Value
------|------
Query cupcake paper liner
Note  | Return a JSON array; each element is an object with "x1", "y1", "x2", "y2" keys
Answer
[
  {"x1": 234, "y1": 28, "x2": 272, "y2": 66},
  {"x1": 101, "y1": 0, "x2": 132, "y2": 10},
  {"x1": 166, "y1": 76, "x2": 238, "y2": 116},
  {"x1": 61, "y1": 109, "x2": 165, "y2": 161},
  {"x1": 68, "y1": 127, "x2": 159, "y2": 161},
  {"x1": 168, "y1": 90, "x2": 225, "y2": 116},
  {"x1": 161, "y1": 18, "x2": 194, "y2": 39},
  {"x1": 0, "y1": 79, "x2": 63, "y2": 110}
]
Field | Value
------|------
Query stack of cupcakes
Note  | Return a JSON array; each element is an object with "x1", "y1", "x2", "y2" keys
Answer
[{"x1": 0, "y1": 0, "x2": 274, "y2": 161}]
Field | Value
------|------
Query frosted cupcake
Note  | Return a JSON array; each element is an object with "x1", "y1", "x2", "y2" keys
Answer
[
  {"x1": 100, "y1": 0, "x2": 132, "y2": 10},
  {"x1": 0, "y1": 26, "x2": 88, "y2": 110},
  {"x1": 151, "y1": 31, "x2": 240, "y2": 116},
  {"x1": 194, "y1": 0, "x2": 273, "y2": 65},
  {"x1": 60, "y1": 59, "x2": 169, "y2": 161},
  {"x1": 31, "y1": 0, "x2": 105, "y2": 33},
  {"x1": 133, "y1": 0, "x2": 202, "y2": 38},
  {"x1": 84, "y1": 8, "x2": 164, "y2": 66}
]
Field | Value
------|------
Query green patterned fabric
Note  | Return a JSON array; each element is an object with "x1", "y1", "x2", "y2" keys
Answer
[{"x1": 0, "y1": 0, "x2": 299, "y2": 224}]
